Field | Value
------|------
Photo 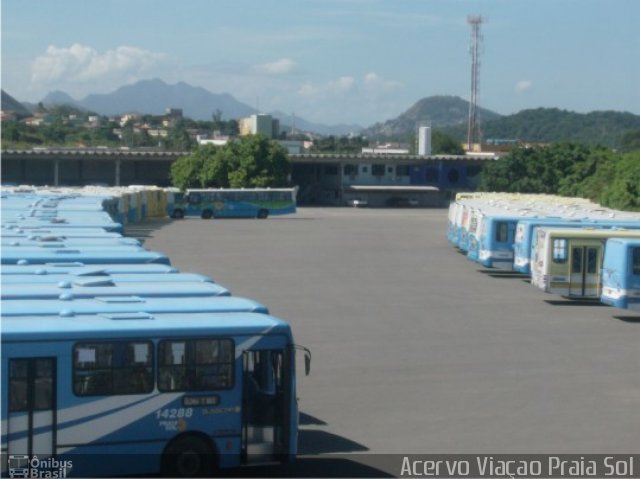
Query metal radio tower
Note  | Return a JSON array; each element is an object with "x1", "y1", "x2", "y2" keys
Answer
[{"x1": 467, "y1": 15, "x2": 484, "y2": 151}]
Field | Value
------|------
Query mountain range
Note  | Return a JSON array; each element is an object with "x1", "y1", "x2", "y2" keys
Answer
[
  {"x1": 3, "y1": 79, "x2": 639, "y2": 148},
  {"x1": 37, "y1": 79, "x2": 361, "y2": 136}
]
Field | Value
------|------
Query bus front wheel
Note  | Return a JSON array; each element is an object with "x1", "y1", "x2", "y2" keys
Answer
[
  {"x1": 162, "y1": 435, "x2": 216, "y2": 477},
  {"x1": 257, "y1": 209, "x2": 269, "y2": 219},
  {"x1": 172, "y1": 209, "x2": 184, "y2": 219},
  {"x1": 201, "y1": 209, "x2": 213, "y2": 219}
]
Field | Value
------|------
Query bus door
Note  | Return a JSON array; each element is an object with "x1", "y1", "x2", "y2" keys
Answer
[
  {"x1": 569, "y1": 244, "x2": 600, "y2": 297},
  {"x1": 241, "y1": 350, "x2": 290, "y2": 464},
  {"x1": 7, "y1": 358, "x2": 56, "y2": 459}
]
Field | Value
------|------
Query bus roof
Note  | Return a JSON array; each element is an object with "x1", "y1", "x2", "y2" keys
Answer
[
  {"x1": 604, "y1": 237, "x2": 640, "y2": 247},
  {"x1": 2, "y1": 237, "x2": 141, "y2": 247},
  {"x1": 535, "y1": 227, "x2": 640, "y2": 239},
  {"x1": 1, "y1": 312, "x2": 290, "y2": 342},
  {"x1": 0, "y1": 227, "x2": 121, "y2": 238},
  {"x1": 186, "y1": 188, "x2": 295, "y2": 193},
  {"x1": 1, "y1": 281, "x2": 229, "y2": 300},
  {"x1": 0, "y1": 263, "x2": 178, "y2": 275},
  {"x1": 1, "y1": 296, "x2": 269, "y2": 316},
  {"x1": 1, "y1": 249, "x2": 170, "y2": 265},
  {"x1": 1, "y1": 272, "x2": 213, "y2": 284},
  {"x1": 2, "y1": 220, "x2": 123, "y2": 233}
]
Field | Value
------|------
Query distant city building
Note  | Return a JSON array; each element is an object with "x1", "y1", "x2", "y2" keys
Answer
[
  {"x1": 165, "y1": 108, "x2": 183, "y2": 118},
  {"x1": 238, "y1": 114, "x2": 280, "y2": 139},
  {"x1": 278, "y1": 140, "x2": 304, "y2": 154},
  {"x1": 418, "y1": 126, "x2": 432, "y2": 156},
  {"x1": 196, "y1": 135, "x2": 229, "y2": 146},
  {"x1": 361, "y1": 143, "x2": 410, "y2": 155},
  {"x1": 119, "y1": 113, "x2": 141, "y2": 127}
]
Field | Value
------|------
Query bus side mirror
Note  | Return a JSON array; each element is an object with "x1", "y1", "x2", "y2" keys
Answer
[
  {"x1": 295, "y1": 345, "x2": 311, "y2": 376},
  {"x1": 304, "y1": 350, "x2": 311, "y2": 376}
]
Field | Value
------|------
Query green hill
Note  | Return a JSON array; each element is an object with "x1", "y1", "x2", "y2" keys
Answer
[
  {"x1": 443, "y1": 108, "x2": 640, "y2": 149},
  {"x1": 1, "y1": 90, "x2": 31, "y2": 116},
  {"x1": 361, "y1": 95, "x2": 501, "y2": 141}
]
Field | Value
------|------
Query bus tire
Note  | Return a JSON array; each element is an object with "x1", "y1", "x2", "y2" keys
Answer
[
  {"x1": 257, "y1": 209, "x2": 269, "y2": 219},
  {"x1": 172, "y1": 209, "x2": 184, "y2": 219},
  {"x1": 161, "y1": 435, "x2": 216, "y2": 477},
  {"x1": 201, "y1": 209, "x2": 213, "y2": 220}
]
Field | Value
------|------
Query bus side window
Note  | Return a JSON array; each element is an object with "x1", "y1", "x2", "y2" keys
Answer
[
  {"x1": 74, "y1": 342, "x2": 153, "y2": 396},
  {"x1": 552, "y1": 239, "x2": 568, "y2": 263},
  {"x1": 158, "y1": 339, "x2": 234, "y2": 392},
  {"x1": 633, "y1": 247, "x2": 640, "y2": 275},
  {"x1": 495, "y1": 222, "x2": 509, "y2": 243},
  {"x1": 188, "y1": 193, "x2": 201, "y2": 205}
]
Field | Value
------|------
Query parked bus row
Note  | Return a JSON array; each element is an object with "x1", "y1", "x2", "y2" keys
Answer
[
  {"x1": 1, "y1": 189, "x2": 310, "y2": 478},
  {"x1": 2, "y1": 185, "x2": 298, "y2": 221},
  {"x1": 448, "y1": 192, "x2": 640, "y2": 311}
]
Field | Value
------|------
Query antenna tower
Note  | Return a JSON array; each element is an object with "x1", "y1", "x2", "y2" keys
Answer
[{"x1": 467, "y1": 15, "x2": 484, "y2": 151}]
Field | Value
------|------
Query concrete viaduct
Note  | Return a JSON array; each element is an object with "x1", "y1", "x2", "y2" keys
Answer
[{"x1": 1, "y1": 148, "x2": 497, "y2": 205}]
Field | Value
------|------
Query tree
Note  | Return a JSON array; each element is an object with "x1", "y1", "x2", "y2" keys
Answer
[
  {"x1": 169, "y1": 148, "x2": 208, "y2": 190},
  {"x1": 166, "y1": 119, "x2": 194, "y2": 151},
  {"x1": 431, "y1": 131, "x2": 465, "y2": 155},
  {"x1": 620, "y1": 129, "x2": 640, "y2": 152},
  {"x1": 169, "y1": 135, "x2": 291, "y2": 190}
]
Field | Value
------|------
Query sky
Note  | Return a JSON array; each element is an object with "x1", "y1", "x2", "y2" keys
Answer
[{"x1": 2, "y1": 0, "x2": 639, "y2": 126}]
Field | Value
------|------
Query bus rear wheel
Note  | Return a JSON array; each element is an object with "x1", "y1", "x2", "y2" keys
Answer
[
  {"x1": 201, "y1": 209, "x2": 213, "y2": 219},
  {"x1": 172, "y1": 209, "x2": 184, "y2": 219},
  {"x1": 162, "y1": 435, "x2": 216, "y2": 477},
  {"x1": 257, "y1": 209, "x2": 269, "y2": 219}
]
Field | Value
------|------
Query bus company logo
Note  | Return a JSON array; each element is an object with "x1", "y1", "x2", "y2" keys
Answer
[{"x1": 8, "y1": 455, "x2": 72, "y2": 478}]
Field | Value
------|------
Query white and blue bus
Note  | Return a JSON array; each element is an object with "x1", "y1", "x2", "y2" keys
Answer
[
  {"x1": 514, "y1": 218, "x2": 640, "y2": 275},
  {"x1": 601, "y1": 238, "x2": 640, "y2": 311},
  {"x1": 1, "y1": 311, "x2": 311, "y2": 477},
  {"x1": 168, "y1": 188, "x2": 297, "y2": 220}
]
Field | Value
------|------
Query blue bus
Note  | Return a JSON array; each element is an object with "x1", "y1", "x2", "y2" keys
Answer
[
  {"x1": 2, "y1": 248, "x2": 171, "y2": 266},
  {"x1": 0, "y1": 263, "x2": 178, "y2": 275},
  {"x1": 1, "y1": 296, "x2": 269, "y2": 317},
  {"x1": 0, "y1": 282, "x2": 230, "y2": 300},
  {"x1": 601, "y1": 238, "x2": 640, "y2": 311},
  {"x1": 467, "y1": 214, "x2": 533, "y2": 268},
  {"x1": 1, "y1": 312, "x2": 311, "y2": 476},
  {"x1": 514, "y1": 218, "x2": 640, "y2": 275},
  {"x1": 168, "y1": 188, "x2": 297, "y2": 220},
  {"x1": 1, "y1": 272, "x2": 213, "y2": 285}
]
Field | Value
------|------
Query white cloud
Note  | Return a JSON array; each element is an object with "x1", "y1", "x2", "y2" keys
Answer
[
  {"x1": 328, "y1": 76, "x2": 356, "y2": 93},
  {"x1": 254, "y1": 58, "x2": 297, "y2": 75},
  {"x1": 515, "y1": 80, "x2": 532, "y2": 94},
  {"x1": 363, "y1": 72, "x2": 403, "y2": 92},
  {"x1": 297, "y1": 75, "x2": 356, "y2": 97},
  {"x1": 298, "y1": 72, "x2": 400, "y2": 99},
  {"x1": 31, "y1": 44, "x2": 164, "y2": 85}
]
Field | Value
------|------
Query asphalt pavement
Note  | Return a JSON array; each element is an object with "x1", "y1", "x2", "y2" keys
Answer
[{"x1": 140, "y1": 207, "x2": 640, "y2": 477}]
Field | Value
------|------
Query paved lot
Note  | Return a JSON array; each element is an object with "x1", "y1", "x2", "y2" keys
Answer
[{"x1": 141, "y1": 207, "x2": 640, "y2": 476}]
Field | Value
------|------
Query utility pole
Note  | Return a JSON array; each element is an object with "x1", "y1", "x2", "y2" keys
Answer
[{"x1": 467, "y1": 15, "x2": 484, "y2": 152}]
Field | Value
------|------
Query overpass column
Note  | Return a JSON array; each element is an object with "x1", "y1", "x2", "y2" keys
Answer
[
  {"x1": 53, "y1": 159, "x2": 60, "y2": 186},
  {"x1": 115, "y1": 159, "x2": 121, "y2": 186}
]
